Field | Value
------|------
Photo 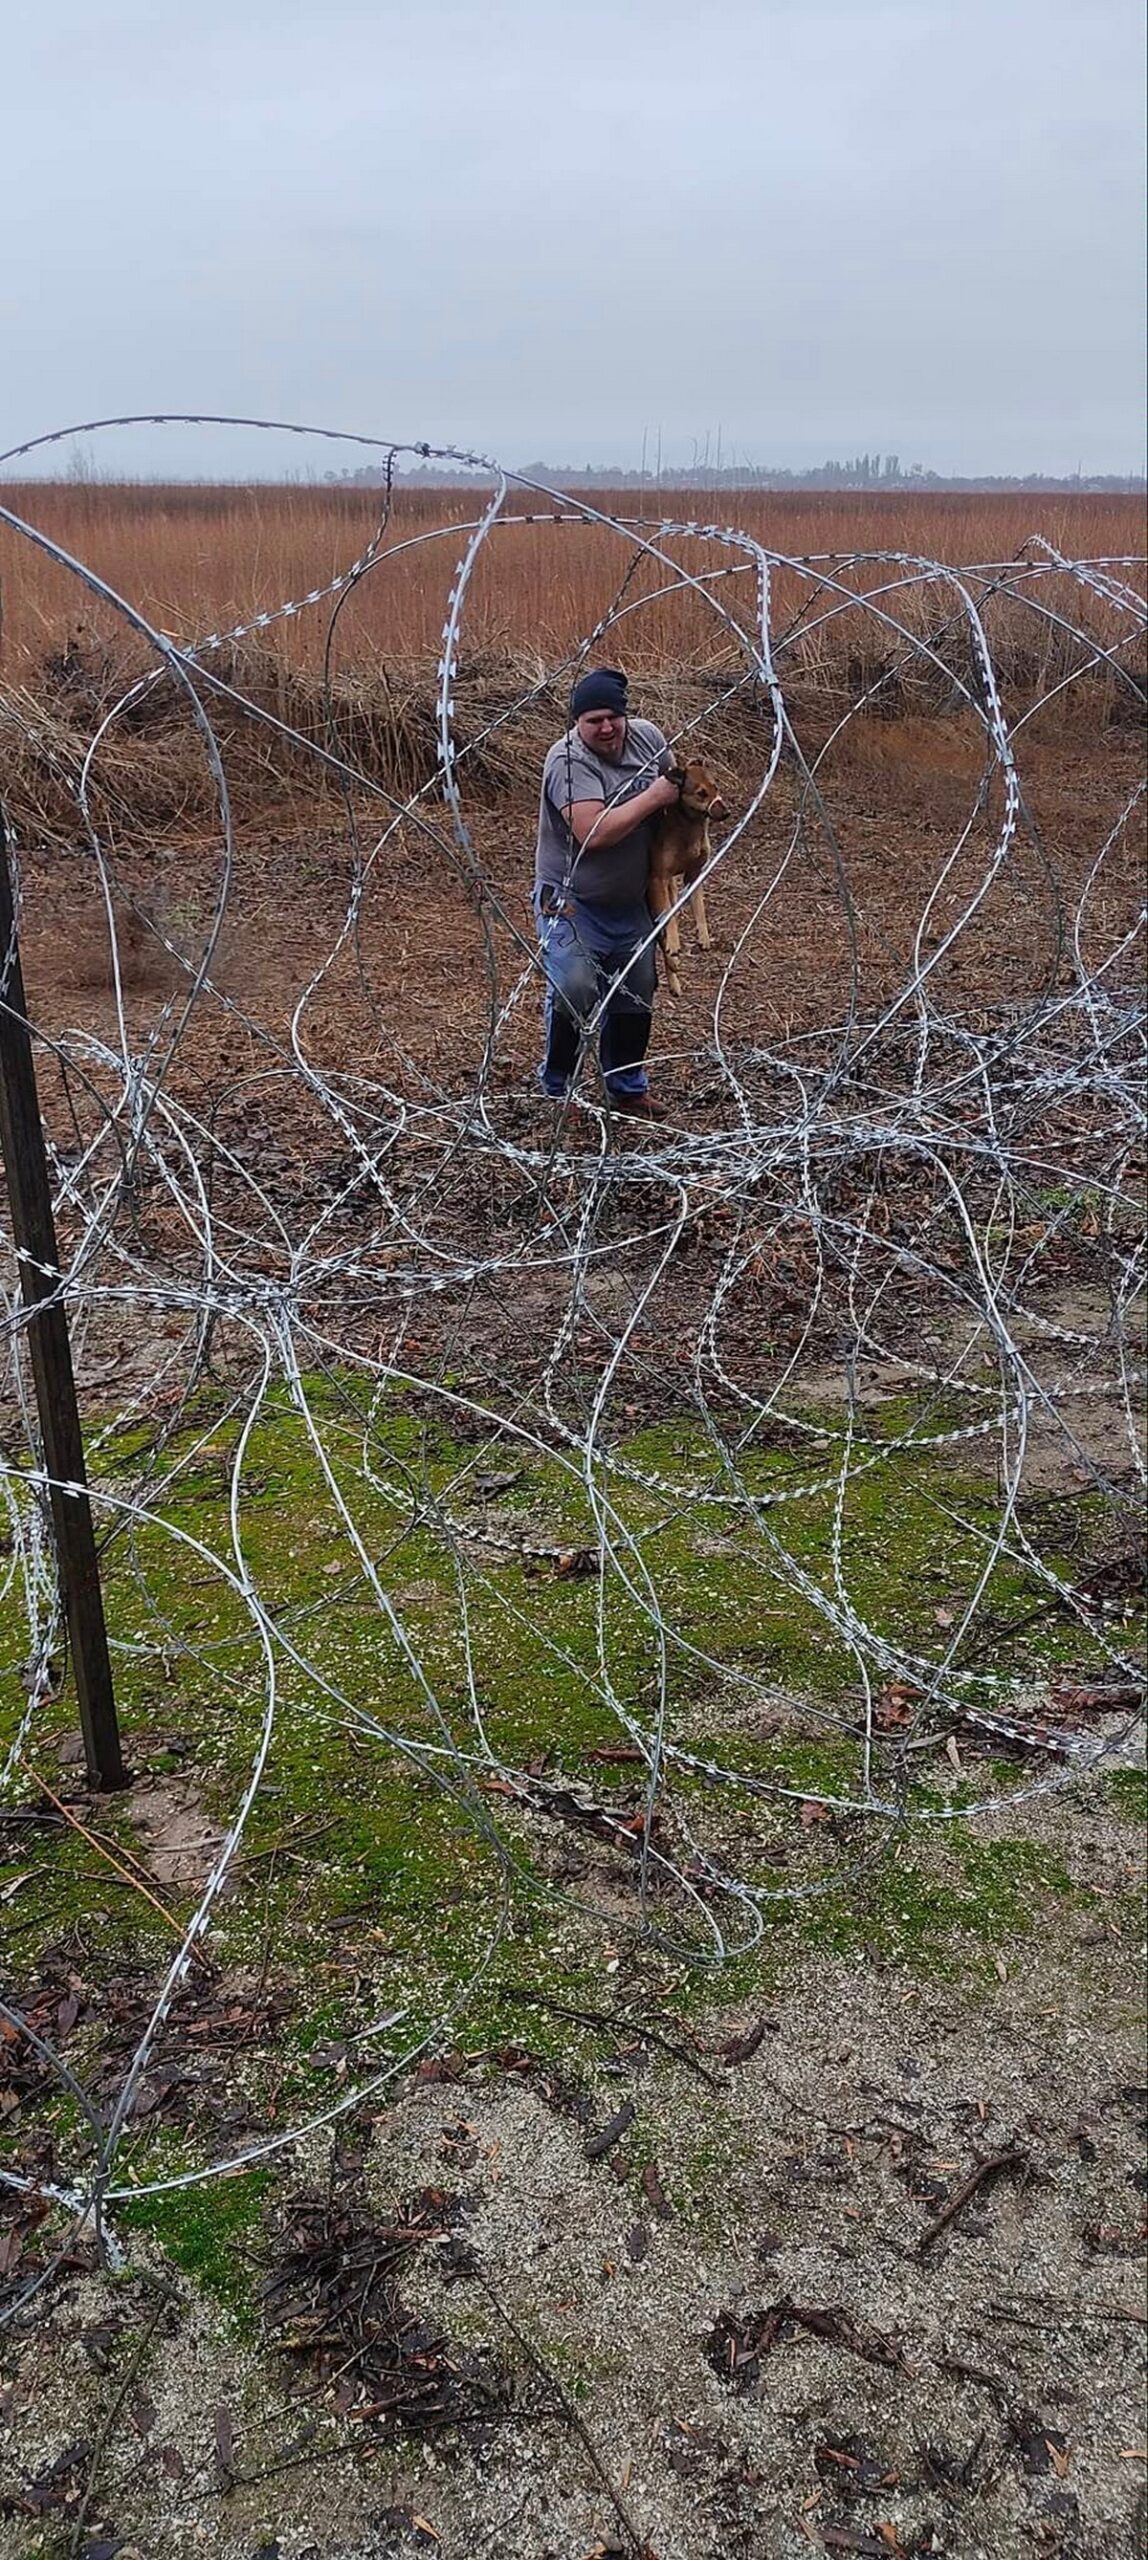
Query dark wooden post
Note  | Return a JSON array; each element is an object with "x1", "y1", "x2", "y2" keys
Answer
[{"x1": 0, "y1": 807, "x2": 126, "y2": 1789}]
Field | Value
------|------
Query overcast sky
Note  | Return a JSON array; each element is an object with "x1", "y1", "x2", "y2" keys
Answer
[{"x1": 3, "y1": 0, "x2": 1145, "y2": 479}]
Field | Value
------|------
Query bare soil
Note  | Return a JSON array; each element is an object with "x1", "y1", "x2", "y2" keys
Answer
[
  {"x1": 1, "y1": 722, "x2": 1144, "y2": 2558},
  {"x1": 1, "y1": 1790, "x2": 1144, "y2": 2560},
  {"x1": 15, "y1": 719, "x2": 1147, "y2": 1421}
]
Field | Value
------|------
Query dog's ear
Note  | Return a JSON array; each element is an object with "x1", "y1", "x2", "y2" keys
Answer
[{"x1": 668, "y1": 764, "x2": 687, "y2": 789}]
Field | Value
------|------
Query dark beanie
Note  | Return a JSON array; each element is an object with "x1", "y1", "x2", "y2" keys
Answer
[{"x1": 570, "y1": 667, "x2": 628, "y2": 718}]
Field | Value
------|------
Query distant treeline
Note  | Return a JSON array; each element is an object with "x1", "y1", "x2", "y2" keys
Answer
[{"x1": 331, "y1": 454, "x2": 1147, "y2": 496}]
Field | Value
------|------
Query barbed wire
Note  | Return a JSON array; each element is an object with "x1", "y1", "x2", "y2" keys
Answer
[{"x1": 0, "y1": 418, "x2": 1144, "y2": 2267}]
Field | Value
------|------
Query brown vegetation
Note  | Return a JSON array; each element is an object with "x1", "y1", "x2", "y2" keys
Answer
[
  {"x1": 0, "y1": 483, "x2": 1142, "y2": 852},
  {"x1": 2, "y1": 479, "x2": 1143, "y2": 669}
]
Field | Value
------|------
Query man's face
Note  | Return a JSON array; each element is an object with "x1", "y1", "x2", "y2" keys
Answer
[{"x1": 576, "y1": 709, "x2": 626, "y2": 760}]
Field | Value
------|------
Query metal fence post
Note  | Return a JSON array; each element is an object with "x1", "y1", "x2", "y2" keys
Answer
[{"x1": 0, "y1": 807, "x2": 126, "y2": 1789}]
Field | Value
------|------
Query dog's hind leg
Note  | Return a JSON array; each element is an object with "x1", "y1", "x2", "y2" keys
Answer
[
  {"x1": 662, "y1": 879, "x2": 684, "y2": 997},
  {"x1": 688, "y1": 826, "x2": 713, "y2": 948},
  {"x1": 647, "y1": 869, "x2": 682, "y2": 998}
]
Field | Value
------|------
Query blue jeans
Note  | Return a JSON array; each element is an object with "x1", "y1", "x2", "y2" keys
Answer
[{"x1": 535, "y1": 893, "x2": 657, "y2": 1099}]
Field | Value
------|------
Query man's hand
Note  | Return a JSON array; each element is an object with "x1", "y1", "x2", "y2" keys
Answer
[{"x1": 646, "y1": 773, "x2": 683, "y2": 811}]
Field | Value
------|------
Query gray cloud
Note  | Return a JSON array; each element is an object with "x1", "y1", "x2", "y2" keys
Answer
[{"x1": 3, "y1": 0, "x2": 1144, "y2": 476}]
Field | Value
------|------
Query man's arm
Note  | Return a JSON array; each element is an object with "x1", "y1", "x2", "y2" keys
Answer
[{"x1": 565, "y1": 773, "x2": 679, "y2": 849}]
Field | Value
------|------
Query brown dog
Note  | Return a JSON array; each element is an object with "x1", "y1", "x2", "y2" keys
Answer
[{"x1": 648, "y1": 757, "x2": 729, "y2": 998}]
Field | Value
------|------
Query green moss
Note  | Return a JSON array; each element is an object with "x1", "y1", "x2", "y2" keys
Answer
[
  {"x1": 765, "y1": 1827, "x2": 1084, "y2": 1977},
  {"x1": 119, "y1": 2167, "x2": 271, "y2": 2319},
  {"x1": 534, "y1": 2332, "x2": 613, "y2": 2402},
  {"x1": 1107, "y1": 1768, "x2": 1147, "y2": 1825},
  {"x1": 1, "y1": 1373, "x2": 1128, "y2": 2185},
  {"x1": 674, "y1": 2121, "x2": 757, "y2": 2236}
]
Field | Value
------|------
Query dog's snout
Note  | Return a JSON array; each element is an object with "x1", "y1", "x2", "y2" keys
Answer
[{"x1": 709, "y1": 794, "x2": 729, "y2": 820}]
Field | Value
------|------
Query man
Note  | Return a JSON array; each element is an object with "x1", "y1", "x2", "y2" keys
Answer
[{"x1": 533, "y1": 666, "x2": 681, "y2": 1120}]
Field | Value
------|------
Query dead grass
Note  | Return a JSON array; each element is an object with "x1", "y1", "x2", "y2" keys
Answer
[
  {"x1": 1, "y1": 479, "x2": 1143, "y2": 673},
  {"x1": 0, "y1": 484, "x2": 1142, "y2": 855}
]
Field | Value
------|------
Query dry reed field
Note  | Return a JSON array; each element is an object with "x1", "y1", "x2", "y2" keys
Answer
[
  {"x1": 0, "y1": 480, "x2": 1143, "y2": 854},
  {"x1": 2, "y1": 478, "x2": 1144, "y2": 672}
]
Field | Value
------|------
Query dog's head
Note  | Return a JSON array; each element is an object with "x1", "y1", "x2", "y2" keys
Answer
[{"x1": 671, "y1": 758, "x2": 728, "y2": 821}]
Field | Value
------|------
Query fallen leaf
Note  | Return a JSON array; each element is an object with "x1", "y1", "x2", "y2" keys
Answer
[
  {"x1": 1016, "y1": 2422, "x2": 1069, "y2": 2476},
  {"x1": 641, "y1": 2160, "x2": 671, "y2": 2219},
  {"x1": 0, "y1": 2227, "x2": 29, "y2": 2277},
  {"x1": 721, "y1": 2017, "x2": 778, "y2": 2065},
  {"x1": 1051, "y1": 1680, "x2": 1144, "y2": 1715},
  {"x1": 585, "y1": 2100, "x2": 636, "y2": 2162},
  {"x1": 876, "y1": 1681, "x2": 921, "y2": 1728},
  {"x1": 212, "y1": 2403, "x2": 235, "y2": 2483},
  {"x1": 129, "y1": 2386, "x2": 156, "y2": 2436}
]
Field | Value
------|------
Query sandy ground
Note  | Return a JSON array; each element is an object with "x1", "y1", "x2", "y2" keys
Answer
[{"x1": 1, "y1": 1802, "x2": 1144, "y2": 2560}]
